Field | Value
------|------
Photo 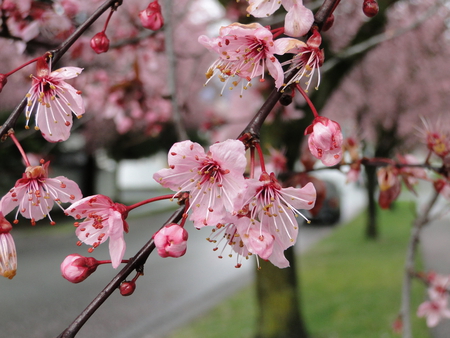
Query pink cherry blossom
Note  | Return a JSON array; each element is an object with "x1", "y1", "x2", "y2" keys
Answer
[
  {"x1": 207, "y1": 217, "x2": 251, "y2": 268},
  {"x1": 0, "y1": 210, "x2": 16, "y2": 279},
  {"x1": 305, "y1": 116, "x2": 343, "y2": 166},
  {"x1": 139, "y1": 0, "x2": 164, "y2": 31},
  {"x1": 428, "y1": 273, "x2": 450, "y2": 300},
  {"x1": 153, "y1": 139, "x2": 247, "y2": 228},
  {"x1": 198, "y1": 23, "x2": 299, "y2": 89},
  {"x1": 60, "y1": 253, "x2": 99, "y2": 283},
  {"x1": 65, "y1": 195, "x2": 129, "y2": 269},
  {"x1": 153, "y1": 223, "x2": 188, "y2": 258},
  {"x1": 417, "y1": 298, "x2": 450, "y2": 327},
  {"x1": 234, "y1": 172, "x2": 316, "y2": 268},
  {"x1": 247, "y1": 0, "x2": 314, "y2": 37},
  {"x1": 24, "y1": 56, "x2": 85, "y2": 142},
  {"x1": 1, "y1": 161, "x2": 82, "y2": 225},
  {"x1": 282, "y1": 29, "x2": 325, "y2": 91}
]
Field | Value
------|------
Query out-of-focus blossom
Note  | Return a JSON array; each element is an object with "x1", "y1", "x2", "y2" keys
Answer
[
  {"x1": 60, "y1": 253, "x2": 99, "y2": 283},
  {"x1": 65, "y1": 195, "x2": 129, "y2": 269},
  {"x1": 377, "y1": 166, "x2": 400, "y2": 209},
  {"x1": 1, "y1": 161, "x2": 82, "y2": 225},
  {"x1": 139, "y1": 0, "x2": 164, "y2": 31},
  {"x1": 422, "y1": 119, "x2": 450, "y2": 158},
  {"x1": 154, "y1": 139, "x2": 247, "y2": 228},
  {"x1": 397, "y1": 154, "x2": 427, "y2": 192},
  {"x1": 90, "y1": 31, "x2": 110, "y2": 54},
  {"x1": 198, "y1": 23, "x2": 299, "y2": 90},
  {"x1": 282, "y1": 29, "x2": 325, "y2": 91},
  {"x1": 0, "y1": 210, "x2": 17, "y2": 279},
  {"x1": 234, "y1": 172, "x2": 316, "y2": 268},
  {"x1": 435, "y1": 179, "x2": 450, "y2": 200},
  {"x1": 305, "y1": 116, "x2": 343, "y2": 166},
  {"x1": 427, "y1": 272, "x2": 450, "y2": 300},
  {"x1": 247, "y1": 0, "x2": 314, "y2": 37},
  {"x1": 24, "y1": 57, "x2": 85, "y2": 142},
  {"x1": 153, "y1": 223, "x2": 188, "y2": 258},
  {"x1": 268, "y1": 147, "x2": 288, "y2": 174},
  {"x1": 417, "y1": 298, "x2": 450, "y2": 327}
]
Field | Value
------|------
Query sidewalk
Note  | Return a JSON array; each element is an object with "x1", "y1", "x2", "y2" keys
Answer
[{"x1": 421, "y1": 218, "x2": 450, "y2": 338}]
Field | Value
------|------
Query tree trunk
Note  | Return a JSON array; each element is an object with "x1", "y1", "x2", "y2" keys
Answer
[{"x1": 255, "y1": 247, "x2": 308, "y2": 338}]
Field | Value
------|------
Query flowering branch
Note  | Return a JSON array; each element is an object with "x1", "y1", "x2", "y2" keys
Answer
[
  {"x1": 56, "y1": 203, "x2": 186, "y2": 338},
  {"x1": 400, "y1": 190, "x2": 440, "y2": 338},
  {"x1": 0, "y1": 0, "x2": 122, "y2": 141}
]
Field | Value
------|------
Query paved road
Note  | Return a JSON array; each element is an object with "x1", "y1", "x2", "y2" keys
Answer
[{"x1": 0, "y1": 175, "x2": 366, "y2": 338}]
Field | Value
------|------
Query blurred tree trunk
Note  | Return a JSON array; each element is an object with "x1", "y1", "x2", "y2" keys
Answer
[
  {"x1": 81, "y1": 153, "x2": 97, "y2": 196},
  {"x1": 254, "y1": 1, "x2": 399, "y2": 336},
  {"x1": 255, "y1": 248, "x2": 308, "y2": 338}
]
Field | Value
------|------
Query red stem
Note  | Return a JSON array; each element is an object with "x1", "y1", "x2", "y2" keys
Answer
[
  {"x1": 9, "y1": 132, "x2": 30, "y2": 166},
  {"x1": 126, "y1": 194, "x2": 174, "y2": 212},
  {"x1": 254, "y1": 143, "x2": 266, "y2": 173},
  {"x1": 296, "y1": 84, "x2": 319, "y2": 118},
  {"x1": 102, "y1": 8, "x2": 115, "y2": 33},
  {"x1": 4, "y1": 56, "x2": 43, "y2": 77}
]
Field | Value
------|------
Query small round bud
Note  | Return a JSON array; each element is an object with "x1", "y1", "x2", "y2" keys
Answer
[
  {"x1": 61, "y1": 254, "x2": 99, "y2": 283},
  {"x1": 153, "y1": 223, "x2": 188, "y2": 258},
  {"x1": 90, "y1": 32, "x2": 110, "y2": 54},
  {"x1": 120, "y1": 281, "x2": 136, "y2": 296},
  {"x1": 363, "y1": 0, "x2": 379, "y2": 18}
]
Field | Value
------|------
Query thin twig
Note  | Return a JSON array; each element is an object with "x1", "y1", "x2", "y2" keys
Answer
[{"x1": 401, "y1": 190, "x2": 440, "y2": 338}]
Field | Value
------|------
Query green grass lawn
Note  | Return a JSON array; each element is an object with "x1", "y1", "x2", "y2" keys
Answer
[{"x1": 167, "y1": 202, "x2": 430, "y2": 338}]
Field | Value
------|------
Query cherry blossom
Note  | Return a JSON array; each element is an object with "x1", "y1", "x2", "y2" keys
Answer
[
  {"x1": 1, "y1": 161, "x2": 82, "y2": 225},
  {"x1": 198, "y1": 23, "x2": 299, "y2": 90},
  {"x1": 207, "y1": 214, "x2": 253, "y2": 268},
  {"x1": 417, "y1": 298, "x2": 450, "y2": 327},
  {"x1": 24, "y1": 56, "x2": 85, "y2": 142},
  {"x1": 153, "y1": 223, "x2": 188, "y2": 258},
  {"x1": 282, "y1": 29, "x2": 325, "y2": 91},
  {"x1": 60, "y1": 254, "x2": 99, "y2": 283},
  {"x1": 234, "y1": 172, "x2": 316, "y2": 268},
  {"x1": 0, "y1": 210, "x2": 16, "y2": 280},
  {"x1": 427, "y1": 273, "x2": 450, "y2": 300},
  {"x1": 153, "y1": 139, "x2": 247, "y2": 228},
  {"x1": 305, "y1": 116, "x2": 343, "y2": 166},
  {"x1": 247, "y1": 0, "x2": 314, "y2": 37},
  {"x1": 65, "y1": 195, "x2": 129, "y2": 269}
]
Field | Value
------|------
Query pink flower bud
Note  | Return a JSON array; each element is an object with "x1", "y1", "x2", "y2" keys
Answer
[
  {"x1": 120, "y1": 281, "x2": 136, "y2": 296},
  {"x1": 377, "y1": 166, "x2": 400, "y2": 209},
  {"x1": 60, "y1": 254, "x2": 99, "y2": 283},
  {"x1": 305, "y1": 116, "x2": 343, "y2": 166},
  {"x1": 0, "y1": 74, "x2": 7, "y2": 93},
  {"x1": 363, "y1": 0, "x2": 379, "y2": 17},
  {"x1": 139, "y1": 0, "x2": 164, "y2": 31},
  {"x1": 153, "y1": 223, "x2": 188, "y2": 258},
  {"x1": 90, "y1": 32, "x2": 110, "y2": 54}
]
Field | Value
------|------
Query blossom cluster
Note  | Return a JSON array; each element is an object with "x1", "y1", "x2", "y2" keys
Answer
[
  {"x1": 417, "y1": 273, "x2": 450, "y2": 327},
  {"x1": 153, "y1": 139, "x2": 316, "y2": 268}
]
